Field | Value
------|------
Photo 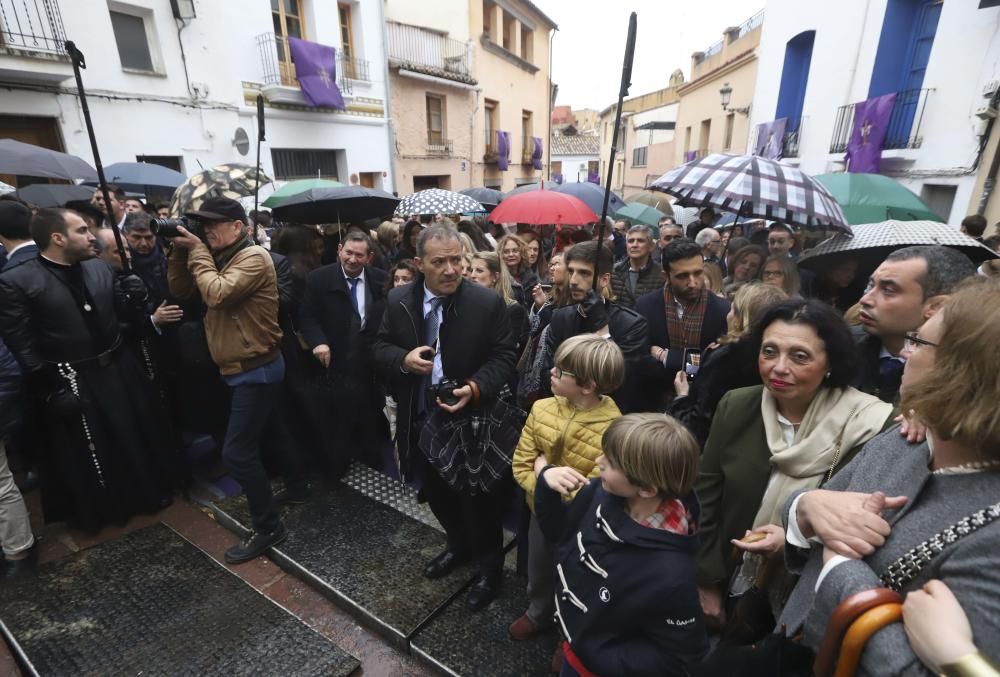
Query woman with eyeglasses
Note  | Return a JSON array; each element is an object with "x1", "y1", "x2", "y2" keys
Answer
[
  {"x1": 761, "y1": 255, "x2": 801, "y2": 297},
  {"x1": 694, "y1": 298, "x2": 894, "y2": 643}
]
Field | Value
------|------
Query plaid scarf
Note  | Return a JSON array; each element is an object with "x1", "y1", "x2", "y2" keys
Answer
[
  {"x1": 640, "y1": 497, "x2": 693, "y2": 535},
  {"x1": 663, "y1": 285, "x2": 707, "y2": 352}
]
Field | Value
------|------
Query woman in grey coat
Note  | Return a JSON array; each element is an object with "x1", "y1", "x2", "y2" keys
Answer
[{"x1": 777, "y1": 278, "x2": 1000, "y2": 675}]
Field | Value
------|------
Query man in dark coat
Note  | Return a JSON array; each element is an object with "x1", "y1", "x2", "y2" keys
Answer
[
  {"x1": 610, "y1": 225, "x2": 663, "y2": 309},
  {"x1": 301, "y1": 230, "x2": 388, "y2": 477},
  {"x1": 0, "y1": 200, "x2": 38, "y2": 272},
  {"x1": 635, "y1": 239, "x2": 730, "y2": 410},
  {"x1": 0, "y1": 208, "x2": 175, "y2": 533},
  {"x1": 373, "y1": 225, "x2": 516, "y2": 611},
  {"x1": 545, "y1": 241, "x2": 649, "y2": 414},
  {"x1": 852, "y1": 246, "x2": 975, "y2": 404}
]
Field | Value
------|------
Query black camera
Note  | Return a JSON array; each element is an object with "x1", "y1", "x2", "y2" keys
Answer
[
  {"x1": 427, "y1": 379, "x2": 462, "y2": 407},
  {"x1": 150, "y1": 216, "x2": 198, "y2": 239}
]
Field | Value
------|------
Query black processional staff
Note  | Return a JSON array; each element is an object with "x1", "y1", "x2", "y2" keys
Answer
[
  {"x1": 594, "y1": 13, "x2": 637, "y2": 290},
  {"x1": 251, "y1": 94, "x2": 265, "y2": 245},
  {"x1": 64, "y1": 41, "x2": 132, "y2": 274}
]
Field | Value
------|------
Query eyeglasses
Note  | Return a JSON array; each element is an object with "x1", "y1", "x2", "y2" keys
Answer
[
  {"x1": 762, "y1": 270, "x2": 784, "y2": 278},
  {"x1": 904, "y1": 332, "x2": 938, "y2": 351},
  {"x1": 553, "y1": 366, "x2": 575, "y2": 379}
]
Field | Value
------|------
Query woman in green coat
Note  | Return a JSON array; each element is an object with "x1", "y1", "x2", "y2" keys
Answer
[{"x1": 695, "y1": 298, "x2": 895, "y2": 641}]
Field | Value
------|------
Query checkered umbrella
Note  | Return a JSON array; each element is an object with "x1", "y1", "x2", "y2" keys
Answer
[
  {"x1": 648, "y1": 153, "x2": 850, "y2": 233},
  {"x1": 798, "y1": 220, "x2": 999, "y2": 269},
  {"x1": 394, "y1": 188, "x2": 484, "y2": 216}
]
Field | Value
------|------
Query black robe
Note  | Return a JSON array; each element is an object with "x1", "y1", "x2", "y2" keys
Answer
[{"x1": 0, "y1": 255, "x2": 176, "y2": 532}]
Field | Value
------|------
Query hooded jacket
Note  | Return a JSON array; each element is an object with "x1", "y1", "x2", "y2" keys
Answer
[
  {"x1": 512, "y1": 395, "x2": 621, "y2": 511},
  {"x1": 535, "y1": 473, "x2": 709, "y2": 676}
]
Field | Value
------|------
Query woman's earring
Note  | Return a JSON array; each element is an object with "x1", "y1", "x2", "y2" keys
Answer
[{"x1": 825, "y1": 372, "x2": 831, "y2": 379}]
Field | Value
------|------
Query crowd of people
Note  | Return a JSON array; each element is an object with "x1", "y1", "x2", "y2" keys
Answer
[{"x1": 0, "y1": 184, "x2": 998, "y2": 676}]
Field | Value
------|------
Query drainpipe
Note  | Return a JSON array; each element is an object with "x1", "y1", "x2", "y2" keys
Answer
[
  {"x1": 377, "y1": 1, "x2": 397, "y2": 194},
  {"x1": 547, "y1": 26, "x2": 556, "y2": 181}
]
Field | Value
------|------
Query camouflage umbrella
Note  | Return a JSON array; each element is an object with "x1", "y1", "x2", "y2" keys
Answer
[{"x1": 168, "y1": 164, "x2": 272, "y2": 217}]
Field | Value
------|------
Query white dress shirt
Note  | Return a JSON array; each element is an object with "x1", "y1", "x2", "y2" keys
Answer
[{"x1": 344, "y1": 266, "x2": 367, "y2": 329}]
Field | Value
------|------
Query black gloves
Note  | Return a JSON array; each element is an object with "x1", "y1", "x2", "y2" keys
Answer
[
  {"x1": 115, "y1": 273, "x2": 151, "y2": 318},
  {"x1": 576, "y1": 289, "x2": 610, "y2": 334}
]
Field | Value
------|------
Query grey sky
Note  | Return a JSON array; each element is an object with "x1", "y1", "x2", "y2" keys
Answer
[{"x1": 532, "y1": 0, "x2": 765, "y2": 111}]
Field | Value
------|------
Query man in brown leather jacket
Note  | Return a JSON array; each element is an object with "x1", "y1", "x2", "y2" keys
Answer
[{"x1": 168, "y1": 197, "x2": 305, "y2": 564}]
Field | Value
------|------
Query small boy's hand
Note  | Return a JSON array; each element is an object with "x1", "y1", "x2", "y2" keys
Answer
[
  {"x1": 541, "y1": 466, "x2": 588, "y2": 495},
  {"x1": 533, "y1": 455, "x2": 548, "y2": 475}
]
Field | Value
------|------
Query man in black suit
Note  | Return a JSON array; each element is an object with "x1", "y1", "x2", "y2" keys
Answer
[
  {"x1": 635, "y1": 239, "x2": 730, "y2": 409},
  {"x1": 0, "y1": 201, "x2": 39, "y2": 273},
  {"x1": 373, "y1": 225, "x2": 516, "y2": 611},
  {"x1": 301, "y1": 230, "x2": 388, "y2": 478}
]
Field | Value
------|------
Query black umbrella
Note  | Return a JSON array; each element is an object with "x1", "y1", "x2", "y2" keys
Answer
[
  {"x1": 553, "y1": 182, "x2": 628, "y2": 217},
  {"x1": 458, "y1": 187, "x2": 504, "y2": 208},
  {"x1": 84, "y1": 161, "x2": 187, "y2": 193},
  {"x1": 271, "y1": 186, "x2": 400, "y2": 224},
  {"x1": 0, "y1": 138, "x2": 98, "y2": 181},
  {"x1": 15, "y1": 183, "x2": 95, "y2": 207}
]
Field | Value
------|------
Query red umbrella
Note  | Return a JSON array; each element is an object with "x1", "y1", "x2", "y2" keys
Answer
[{"x1": 488, "y1": 187, "x2": 598, "y2": 226}]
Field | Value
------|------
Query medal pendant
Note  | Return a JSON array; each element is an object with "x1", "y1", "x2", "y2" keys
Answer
[{"x1": 83, "y1": 303, "x2": 92, "y2": 312}]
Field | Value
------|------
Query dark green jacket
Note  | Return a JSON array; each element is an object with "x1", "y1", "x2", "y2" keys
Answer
[{"x1": 695, "y1": 385, "x2": 895, "y2": 585}]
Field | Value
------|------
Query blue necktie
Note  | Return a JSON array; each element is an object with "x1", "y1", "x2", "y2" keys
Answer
[
  {"x1": 348, "y1": 277, "x2": 360, "y2": 315},
  {"x1": 878, "y1": 356, "x2": 904, "y2": 399}
]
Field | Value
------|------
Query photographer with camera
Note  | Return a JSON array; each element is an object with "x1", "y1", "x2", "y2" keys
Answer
[
  {"x1": 167, "y1": 197, "x2": 306, "y2": 564},
  {"x1": 373, "y1": 224, "x2": 517, "y2": 610}
]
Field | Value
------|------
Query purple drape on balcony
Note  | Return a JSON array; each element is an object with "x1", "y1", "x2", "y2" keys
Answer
[
  {"x1": 288, "y1": 37, "x2": 345, "y2": 110},
  {"x1": 497, "y1": 131, "x2": 510, "y2": 171},
  {"x1": 531, "y1": 137, "x2": 544, "y2": 170},
  {"x1": 587, "y1": 171, "x2": 600, "y2": 184},
  {"x1": 845, "y1": 93, "x2": 897, "y2": 173},
  {"x1": 754, "y1": 118, "x2": 787, "y2": 159},
  {"x1": 684, "y1": 150, "x2": 697, "y2": 162}
]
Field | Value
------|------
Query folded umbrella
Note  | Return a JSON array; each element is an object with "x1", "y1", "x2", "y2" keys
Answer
[
  {"x1": 553, "y1": 182, "x2": 627, "y2": 217},
  {"x1": 15, "y1": 183, "x2": 95, "y2": 208},
  {"x1": 169, "y1": 163, "x2": 272, "y2": 217},
  {"x1": 798, "y1": 221, "x2": 998, "y2": 273},
  {"x1": 813, "y1": 173, "x2": 943, "y2": 225},
  {"x1": 272, "y1": 185, "x2": 400, "y2": 224},
  {"x1": 394, "y1": 188, "x2": 484, "y2": 216},
  {"x1": 0, "y1": 138, "x2": 98, "y2": 182},
  {"x1": 488, "y1": 188, "x2": 598, "y2": 226},
  {"x1": 648, "y1": 153, "x2": 849, "y2": 233},
  {"x1": 261, "y1": 178, "x2": 345, "y2": 208}
]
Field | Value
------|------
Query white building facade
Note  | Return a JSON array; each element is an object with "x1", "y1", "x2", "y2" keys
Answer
[
  {"x1": 749, "y1": 0, "x2": 1000, "y2": 224},
  {"x1": 0, "y1": 0, "x2": 394, "y2": 195}
]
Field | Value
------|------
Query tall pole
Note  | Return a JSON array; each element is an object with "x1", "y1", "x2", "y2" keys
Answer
[
  {"x1": 64, "y1": 41, "x2": 131, "y2": 273},
  {"x1": 251, "y1": 94, "x2": 265, "y2": 245},
  {"x1": 594, "y1": 13, "x2": 637, "y2": 290}
]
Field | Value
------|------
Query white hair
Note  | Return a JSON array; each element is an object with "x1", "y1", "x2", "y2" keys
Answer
[{"x1": 695, "y1": 227, "x2": 719, "y2": 248}]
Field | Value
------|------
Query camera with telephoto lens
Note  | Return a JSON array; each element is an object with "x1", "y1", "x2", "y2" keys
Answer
[
  {"x1": 427, "y1": 379, "x2": 462, "y2": 407},
  {"x1": 150, "y1": 216, "x2": 199, "y2": 239}
]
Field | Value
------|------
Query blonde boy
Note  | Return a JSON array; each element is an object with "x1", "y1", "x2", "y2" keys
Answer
[{"x1": 509, "y1": 335, "x2": 624, "y2": 642}]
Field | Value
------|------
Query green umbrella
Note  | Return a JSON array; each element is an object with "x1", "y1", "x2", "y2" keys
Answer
[
  {"x1": 814, "y1": 173, "x2": 942, "y2": 225},
  {"x1": 261, "y1": 178, "x2": 345, "y2": 208},
  {"x1": 615, "y1": 202, "x2": 667, "y2": 231}
]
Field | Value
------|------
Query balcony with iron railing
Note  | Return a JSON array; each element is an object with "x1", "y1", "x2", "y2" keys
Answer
[
  {"x1": 0, "y1": 0, "x2": 71, "y2": 82},
  {"x1": 749, "y1": 118, "x2": 804, "y2": 159},
  {"x1": 426, "y1": 137, "x2": 453, "y2": 156},
  {"x1": 387, "y1": 21, "x2": 476, "y2": 85},
  {"x1": 829, "y1": 88, "x2": 933, "y2": 153},
  {"x1": 256, "y1": 32, "x2": 369, "y2": 105}
]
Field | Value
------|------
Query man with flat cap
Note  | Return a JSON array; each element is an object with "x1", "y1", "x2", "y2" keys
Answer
[{"x1": 168, "y1": 197, "x2": 305, "y2": 564}]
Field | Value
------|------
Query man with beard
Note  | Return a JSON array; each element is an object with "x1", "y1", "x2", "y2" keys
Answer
[
  {"x1": 0, "y1": 209, "x2": 175, "y2": 532},
  {"x1": 635, "y1": 238, "x2": 730, "y2": 409},
  {"x1": 542, "y1": 241, "x2": 649, "y2": 413}
]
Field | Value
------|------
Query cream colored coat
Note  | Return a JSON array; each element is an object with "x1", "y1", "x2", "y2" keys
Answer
[{"x1": 512, "y1": 395, "x2": 622, "y2": 512}]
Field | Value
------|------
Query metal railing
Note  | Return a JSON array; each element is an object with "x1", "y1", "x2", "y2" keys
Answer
[
  {"x1": 734, "y1": 10, "x2": 765, "y2": 40},
  {"x1": 0, "y1": 0, "x2": 66, "y2": 55},
  {"x1": 256, "y1": 33, "x2": 356, "y2": 96},
  {"x1": 698, "y1": 39, "x2": 723, "y2": 62},
  {"x1": 829, "y1": 88, "x2": 932, "y2": 153},
  {"x1": 387, "y1": 21, "x2": 471, "y2": 79},
  {"x1": 426, "y1": 139, "x2": 453, "y2": 156},
  {"x1": 749, "y1": 118, "x2": 803, "y2": 158}
]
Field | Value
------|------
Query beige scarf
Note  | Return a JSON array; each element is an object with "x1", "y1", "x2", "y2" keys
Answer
[{"x1": 752, "y1": 386, "x2": 893, "y2": 529}]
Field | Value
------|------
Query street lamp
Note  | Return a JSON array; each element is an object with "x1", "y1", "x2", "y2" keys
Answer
[{"x1": 719, "y1": 82, "x2": 750, "y2": 115}]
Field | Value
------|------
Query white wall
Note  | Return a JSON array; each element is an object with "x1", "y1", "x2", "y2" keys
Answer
[
  {"x1": 384, "y1": 0, "x2": 470, "y2": 40},
  {"x1": 630, "y1": 103, "x2": 678, "y2": 147},
  {"x1": 550, "y1": 153, "x2": 598, "y2": 183},
  {"x1": 751, "y1": 0, "x2": 1000, "y2": 224},
  {"x1": 0, "y1": 0, "x2": 393, "y2": 191}
]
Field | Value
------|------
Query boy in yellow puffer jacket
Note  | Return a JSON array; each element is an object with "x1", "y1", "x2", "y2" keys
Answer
[{"x1": 509, "y1": 334, "x2": 624, "y2": 644}]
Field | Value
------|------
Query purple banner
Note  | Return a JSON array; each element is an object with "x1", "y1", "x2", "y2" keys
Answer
[
  {"x1": 754, "y1": 118, "x2": 787, "y2": 159},
  {"x1": 496, "y1": 131, "x2": 510, "y2": 171},
  {"x1": 288, "y1": 37, "x2": 345, "y2": 110},
  {"x1": 684, "y1": 150, "x2": 697, "y2": 162},
  {"x1": 845, "y1": 93, "x2": 897, "y2": 173},
  {"x1": 553, "y1": 173, "x2": 564, "y2": 184},
  {"x1": 531, "y1": 137, "x2": 544, "y2": 170},
  {"x1": 587, "y1": 171, "x2": 600, "y2": 184}
]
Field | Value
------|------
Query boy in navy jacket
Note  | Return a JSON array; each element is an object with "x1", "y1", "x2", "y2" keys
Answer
[{"x1": 535, "y1": 413, "x2": 708, "y2": 676}]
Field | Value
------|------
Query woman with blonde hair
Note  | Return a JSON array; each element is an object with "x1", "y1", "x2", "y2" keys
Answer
[
  {"x1": 469, "y1": 251, "x2": 528, "y2": 358},
  {"x1": 497, "y1": 233, "x2": 539, "y2": 303},
  {"x1": 668, "y1": 282, "x2": 789, "y2": 446}
]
